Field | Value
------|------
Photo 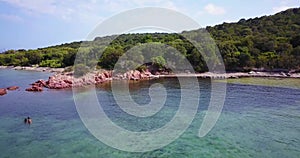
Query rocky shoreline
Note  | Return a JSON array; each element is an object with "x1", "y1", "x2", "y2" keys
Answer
[
  {"x1": 25, "y1": 69, "x2": 154, "y2": 92},
  {"x1": 25, "y1": 70, "x2": 300, "y2": 92},
  {"x1": 1, "y1": 66, "x2": 300, "y2": 95}
]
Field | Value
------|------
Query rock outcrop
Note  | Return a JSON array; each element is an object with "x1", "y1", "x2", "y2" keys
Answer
[
  {"x1": 25, "y1": 69, "x2": 155, "y2": 92},
  {"x1": 0, "y1": 88, "x2": 7, "y2": 96},
  {"x1": 26, "y1": 85, "x2": 43, "y2": 92},
  {"x1": 7, "y1": 86, "x2": 19, "y2": 91},
  {"x1": 114, "y1": 70, "x2": 153, "y2": 80}
]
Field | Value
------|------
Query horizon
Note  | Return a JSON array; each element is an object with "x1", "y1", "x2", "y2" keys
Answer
[{"x1": 0, "y1": 0, "x2": 299, "y2": 50}]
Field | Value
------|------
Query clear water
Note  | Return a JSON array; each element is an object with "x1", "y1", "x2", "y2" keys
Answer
[
  {"x1": 0, "y1": 69, "x2": 299, "y2": 158},
  {"x1": 223, "y1": 77, "x2": 300, "y2": 89}
]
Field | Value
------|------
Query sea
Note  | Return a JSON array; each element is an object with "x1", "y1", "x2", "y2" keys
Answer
[{"x1": 0, "y1": 69, "x2": 299, "y2": 158}]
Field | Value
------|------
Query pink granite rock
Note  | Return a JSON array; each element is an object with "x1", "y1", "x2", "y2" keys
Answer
[
  {"x1": 26, "y1": 85, "x2": 43, "y2": 92},
  {"x1": 6, "y1": 86, "x2": 19, "y2": 91},
  {"x1": 0, "y1": 88, "x2": 7, "y2": 96}
]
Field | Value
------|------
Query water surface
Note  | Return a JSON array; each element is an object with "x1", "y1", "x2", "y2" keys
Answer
[{"x1": 0, "y1": 69, "x2": 299, "y2": 158}]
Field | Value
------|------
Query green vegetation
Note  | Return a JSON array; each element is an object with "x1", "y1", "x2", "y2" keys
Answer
[
  {"x1": 205, "y1": 8, "x2": 300, "y2": 71},
  {"x1": 74, "y1": 64, "x2": 90, "y2": 77},
  {"x1": 0, "y1": 8, "x2": 299, "y2": 72}
]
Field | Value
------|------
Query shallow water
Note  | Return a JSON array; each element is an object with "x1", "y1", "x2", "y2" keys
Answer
[
  {"x1": 223, "y1": 77, "x2": 300, "y2": 89},
  {"x1": 0, "y1": 69, "x2": 299, "y2": 158}
]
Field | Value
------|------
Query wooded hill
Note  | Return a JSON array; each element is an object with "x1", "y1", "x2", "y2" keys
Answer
[{"x1": 0, "y1": 7, "x2": 299, "y2": 72}]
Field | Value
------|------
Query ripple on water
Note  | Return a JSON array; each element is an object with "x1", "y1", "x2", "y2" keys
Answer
[{"x1": 0, "y1": 70, "x2": 299, "y2": 157}]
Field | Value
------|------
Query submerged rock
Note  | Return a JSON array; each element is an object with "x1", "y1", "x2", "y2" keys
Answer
[
  {"x1": 26, "y1": 85, "x2": 43, "y2": 92},
  {"x1": 0, "y1": 88, "x2": 7, "y2": 96},
  {"x1": 6, "y1": 86, "x2": 19, "y2": 91}
]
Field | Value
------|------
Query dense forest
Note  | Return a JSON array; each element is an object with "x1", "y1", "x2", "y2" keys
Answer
[{"x1": 0, "y1": 8, "x2": 299, "y2": 72}]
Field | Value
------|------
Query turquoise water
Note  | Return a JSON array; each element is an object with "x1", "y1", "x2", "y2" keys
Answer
[{"x1": 0, "y1": 69, "x2": 299, "y2": 158}]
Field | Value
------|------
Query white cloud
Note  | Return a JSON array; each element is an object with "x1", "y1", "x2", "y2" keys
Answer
[
  {"x1": 0, "y1": 0, "x2": 102, "y2": 23},
  {"x1": 100, "y1": 0, "x2": 179, "y2": 12},
  {"x1": 204, "y1": 3, "x2": 226, "y2": 15},
  {"x1": 0, "y1": 14, "x2": 23, "y2": 22},
  {"x1": 0, "y1": 0, "x2": 57, "y2": 15},
  {"x1": 0, "y1": 0, "x2": 180, "y2": 23}
]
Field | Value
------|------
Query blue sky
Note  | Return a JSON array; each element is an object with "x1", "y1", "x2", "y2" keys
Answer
[{"x1": 0, "y1": 0, "x2": 299, "y2": 50}]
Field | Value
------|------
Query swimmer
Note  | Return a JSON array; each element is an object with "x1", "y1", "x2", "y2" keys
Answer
[
  {"x1": 27, "y1": 117, "x2": 32, "y2": 124},
  {"x1": 24, "y1": 118, "x2": 28, "y2": 124}
]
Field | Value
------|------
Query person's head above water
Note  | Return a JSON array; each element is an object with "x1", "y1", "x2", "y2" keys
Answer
[{"x1": 27, "y1": 117, "x2": 32, "y2": 124}]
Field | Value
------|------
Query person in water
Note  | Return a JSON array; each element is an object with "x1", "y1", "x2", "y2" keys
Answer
[
  {"x1": 24, "y1": 117, "x2": 32, "y2": 124},
  {"x1": 27, "y1": 117, "x2": 32, "y2": 124}
]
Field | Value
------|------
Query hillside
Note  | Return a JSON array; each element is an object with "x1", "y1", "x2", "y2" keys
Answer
[
  {"x1": 206, "y1": 7, "x2": 300, "y2": 71},
  {"x1": 0, "y1": 7, "x2": 299, "y2": 72}
]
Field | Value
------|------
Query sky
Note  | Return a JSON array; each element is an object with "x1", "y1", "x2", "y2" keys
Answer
[{"x1": 0, "y1": 0, "x2": 299, "y2": 50}]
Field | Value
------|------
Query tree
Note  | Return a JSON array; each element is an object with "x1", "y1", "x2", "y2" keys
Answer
[
  {"x1": 25, "y1": 50, "x2": 42, "y2": 65},
  {"x1": 151, "y1": 56, "x2": 166, "y2": 70},
  {"x1": 99, "y1": 47, "x2": 124, "y2": 69}
]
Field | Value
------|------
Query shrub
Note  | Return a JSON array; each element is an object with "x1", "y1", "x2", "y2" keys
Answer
[{"x1": 74, "y1": 64, "x2": 89, "y2": 77}]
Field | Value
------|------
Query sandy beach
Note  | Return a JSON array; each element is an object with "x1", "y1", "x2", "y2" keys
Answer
[{"x1": 0, "y1": 66, "x2": 65, "y2": 73}]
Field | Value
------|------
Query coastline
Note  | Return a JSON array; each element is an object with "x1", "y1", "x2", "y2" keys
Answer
[
  {"x1": 1, "y1": 66, "x2": 300, "y2": 93},
  {"x1": 0, "y1": 66, "x2": 65, "y2": 73},
  {"x1": 2, "y1": 66, "x2": 300, "y2": 79},
  {"x1": 159, "y1": 71, "x2": 300, "y2": 79}
]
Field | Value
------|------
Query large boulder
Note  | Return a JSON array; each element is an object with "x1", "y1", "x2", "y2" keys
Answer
[
  {"x1": 103, "y1": 71, "x2": 112, "y2": 78},
  {"x1": 47, "y1": 81, "x2": 70, "y2": 89},
  {"x1": 7, "y1": 86, "x2": 19, "y2": 91},
  {"x1": 63, "y1": 79, "x2": 72, "y2": 84},
  {"x1": 0, "y1": 88, "x2": 7, "y2": 96},
  {"x1": 26, "y1": 85, "x2": 43, "y2": 92},
  {"x1": 143, "y1": 70, "x2": 152, "y2": 76},
  {"x1": 130, "y1": 70, "x2": 141, "y2": 80},
  {"x1": 35, "y1": 80, "x2": 47, "y2": 87}
]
